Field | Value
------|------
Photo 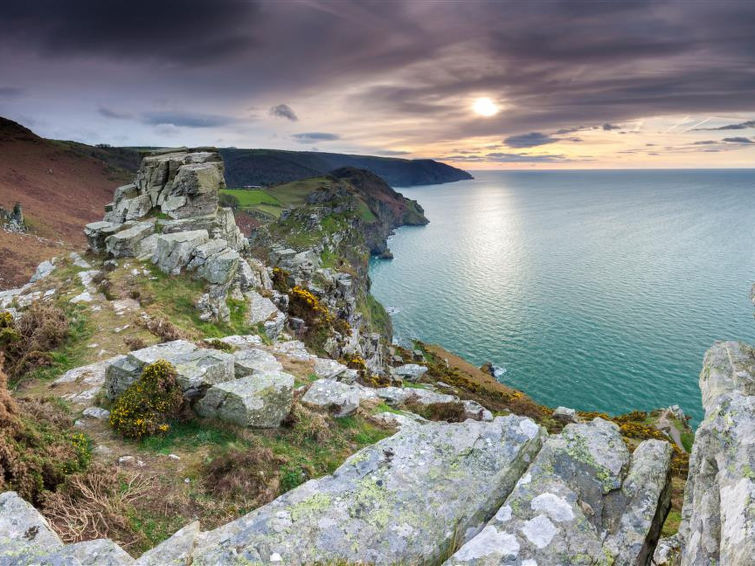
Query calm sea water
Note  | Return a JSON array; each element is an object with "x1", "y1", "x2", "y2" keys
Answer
[{"x1": 369, "y1": 170, "x2": 755, "y2": 423}]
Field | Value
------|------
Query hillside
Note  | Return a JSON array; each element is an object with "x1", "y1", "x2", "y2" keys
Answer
[
  {"x1": 219, "y1": 147, "x2": 472, "y2": 187},
  {"x1": 0, "y1": 117, "x2": 133, "y2": 287}
]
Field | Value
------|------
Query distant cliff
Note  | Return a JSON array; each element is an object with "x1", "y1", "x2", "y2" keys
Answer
[{"x1": 219, "y1": 148, "x2": 472, "y2": 188}]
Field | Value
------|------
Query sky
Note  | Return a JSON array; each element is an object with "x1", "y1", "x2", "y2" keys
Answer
[{"x1": 1, "y1": 0, "x2": 754, "y2": 169}]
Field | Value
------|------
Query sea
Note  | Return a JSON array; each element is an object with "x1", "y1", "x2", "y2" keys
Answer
[{"x1": 369, "y1": 169, "x2": 755, "y2": 423}]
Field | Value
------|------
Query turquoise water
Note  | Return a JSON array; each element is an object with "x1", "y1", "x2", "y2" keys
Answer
[{"x1": 369, "y1": 170, "x2": 755, "y2": 423}]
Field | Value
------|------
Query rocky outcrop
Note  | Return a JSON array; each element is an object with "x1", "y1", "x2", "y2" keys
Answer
[
  {"x1": 678, "y1": 341, "x2": 755, "y2": 566},
  {"x1": 149, "y1": 415, "x2": 544, "y2": 565},
  {"x1": 447, "y1": 418, "x2": 672, "y2": 565},
  {"x1": 84, "y1": 149, "x2": 257, "y2": 322}
]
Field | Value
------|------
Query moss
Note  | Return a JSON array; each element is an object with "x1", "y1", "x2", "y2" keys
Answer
[{"x1": 661, "y1": 509, "x2": 682, "y2": 536}]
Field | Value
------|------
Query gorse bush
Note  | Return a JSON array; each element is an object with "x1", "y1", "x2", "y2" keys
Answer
[{"x1": 109, "y1": 360, "x2": 184, "y2": 439}]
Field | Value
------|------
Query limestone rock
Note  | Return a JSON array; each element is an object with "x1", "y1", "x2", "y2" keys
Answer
[
  {"x1": 245, "y1": 290, "x2": 286, "y2": 339},
  {"x1": 30, "y1": 259, "x2": 56, "y2": 283},
  {"x1": 301, "y1": 378, "x2": 361, "y2": 417},
  {"x1": 233, "y1": 348, "x2": 283, "y2": 377},
  {"x1": 213, "y1": 334, "x2": 264, "y2": 350},
  {"x1": 553, "y1": 405, "x2": 578, "y2": 423},
  {"x1": 0, "y1": 491, "x2": 63, "y2": 564},
  {"x1": 161, "y1": 162, "x2": 221, "y2": 219},
  {"x1": 679, "y1": 341, "x2": 755, "y2": 566},
  {"x1": 104, "y1": 340, "x2": 198, "y2": 399},
  {"x1": 392, "y1": 363, "x2": 428, "y2": 382},
  {"x1": 176, "y1": 415, "x2": 544, "y2": 564},
  {"x1": 35, "y1": 538, "x2": 134, "y2": 565},
  {"x1": 105, "y1": 221, "x2": 155, "y2": 258},
  {"x1": 447, "y1": 418, "x2": 672, "y2": 565},
  {"x1": 173, "y1": 349, "x2": 236, "y2": 398},
  {"x1": 85, "y1": 221, "x2": 121, "y2": 252},
  {"x1": 194, "y1": 371, "x2": 295, "y2": 428},
  {"x1": 313, "y1": 357, "x2": 352, "y2": 381},
  {"x1": 195, "y1": 247, "x2": 239, "y2": 285},
  {"x1": 152, "y1": 230, "x2": 209, "y2": 275},
  {"x1": 135, "y1": 521, "x2": 200, "y2": 566}
]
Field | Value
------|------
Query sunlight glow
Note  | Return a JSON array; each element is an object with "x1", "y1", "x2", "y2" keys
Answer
[{"x1": 472, "y1": 97, "x2": 499, "y2": 117}]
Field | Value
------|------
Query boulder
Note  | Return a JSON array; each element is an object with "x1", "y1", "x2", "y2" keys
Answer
[
  {"x1": 212, "y1": 334, "x2": 264, "y2": 350},
  {"x1": 0, "y1": 491, "x2": 63, "y2": 564},
  {"x1": 679, "y1": 341, "x2": 755, "y2": 566},
  {"x1": 245, "y1": 290, "x2": 286, "y2": 339},
  {"x1": 173, "y1": 349, "x2": 236, "y2": 398},
  {"x1": 104, "y1": 340, "x2": 198, "y2": 399},
  {"x1": 105, "y1": 221, "x2": 155, "y2": 258},
  {"x1": 152, "y1": 230, "x2": 209, "y2": 275},
  {"x1": 194, "y1": 371, "x2": 295, "y2": 428},
  {"x1": 447, "y1": 418, "x2": 672, "y2": 565},
  {"x1": 553, "y1": 405, "x2": 578, "y2": 423},
  {"x1": 392, "y1": 363, "x2": 428, "y2": 382},
  {"x1": 166, "y1": 416, "x2": 544, "y2": 564},
  {"x1": 30, "y1": 259, "x2": 56, "y2": 283},
  {"x1": 135, "y1": 521, "x2": 200, "y2": 565},
  {"x1": 376, "y1": 386, "x2": 456, "y2": 407},
  {"x1": 160, "y1": 162, "x2": 221, "y2": 219},
  {"x1": 85, "y1": 221, "x2": 121, "y2": 253},
  {"x1": 313, "y1": 357, "x2": 351, "y2": 380},
  {"x1": 195, "y1": 247, "x2": 239, "y2": 285},
  {"x1": 301, "y1": 378, "x2": 361, "y2": 417},
  {"x1": 233, "y1": 348, "x2": 283, "y2": 377}
]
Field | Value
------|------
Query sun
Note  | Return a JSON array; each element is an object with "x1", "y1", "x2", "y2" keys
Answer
[{"x1": 472, "y1": 97, "x2": 499, "y2": 117}]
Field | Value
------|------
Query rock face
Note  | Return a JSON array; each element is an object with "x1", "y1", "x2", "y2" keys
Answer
[
  {"x1": 447, "y1": 418, "x2": 672, "y2": 565},
  {"x1": 678, "y1": 341, "x2": 755, "y2": 566},
  {"x1": 0, "y1": 491, "x2": 63, "y2": 564},
  {"x1": 194, "y1": 371, "x2": 295, "y2": 428},
  {"x1": 155, "y1": 415, "x2": 545, "y2": 565},
  {"x1": 301, "y1": 378, "x2": 362, "y2": 417}
]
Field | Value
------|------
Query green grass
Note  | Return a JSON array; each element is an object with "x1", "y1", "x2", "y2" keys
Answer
[
  {"x1": 137, "y1": 419, "x2": 240, "y2": 454},
  {"x1": 680, "y1": 428, "x2": 695, "y2": 453},
  {"x1": 266, "y1": 177, "x2": 329, "y2": 207},
  {"x1": 661, "y1": 509, "x2": 682, "y2": 536},
  {"x1": 221, "y1": 189, "x2": 281, "y2": 208}
]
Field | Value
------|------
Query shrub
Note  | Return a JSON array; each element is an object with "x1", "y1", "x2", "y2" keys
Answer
[
  {"x1": 41, "y1": 464, "x2": 153, "y2": 548},
  {"x1": 109, "y1": 360, "x2": 184, "y2": 439},
  {"x1": 0, "y1": 357, "x2": 91, "y2": 503},
  {"x1": 202, "y1": 445, "x2": 282, "y2": 507},
  {"x1": 218, "y1": 192, "x2": 240, "y2": 210},
  {"x1": 124, "y1": 336, "x2": 148, "y2": 351},
  {"x1": 404, "y1": 398, "x2": 467, "y2": 422},
  {"x1": 139, "y1": 317, "x2": 186, "y2": 342},
  {"x1": 0, "y1": 303, "x2": 69, "y2": 380}
]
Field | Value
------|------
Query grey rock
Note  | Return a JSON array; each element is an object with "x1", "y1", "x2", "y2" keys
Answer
[
  {"x1": 653, "y1": 534, "x2": 681, "y2": 565},
  {"x1": 271, "y1": 340, "x2": 314, "y2": 361},
  {"x1": 213, "y1": 334, "x2": 264, "y2": 350},
  {"x1": 35, "y1": 538, "x2": 134, "y2": 565},
  {"x1": 30, "y1": 259, "x2": 56, "y2": 283},
  {"x1": 447, "y1": 418, "x2": 671, "y2": 565},
  {"x1": 679, "y1": 341, "x2": 755, "y2": 566},
  {"x1": 0, "y1": 491, "x2": 62, "y2": 564},
  {"x1": 69, "y1": 252, "x2": 91, "y2": 269},
  {"x1": 196, "y1": 247, "x2": 239, "y2": 285},
  {"x1": 173, "y1": 349, "x2": 236, "y2": 397},
  {"x1": 392, "y1": 363, "x2": 428, "y2": 382},
  {"x1": 152, "y1": 230, "x2": 209, "y2": 275},
  {"x1": 462, "y1": 399, "x2": 494, "y2": 422},
  {"x1": 553, "y1": 406, "x2": 579, "y2": 423},
  {"x1": 82, "y1": 407, "x2": 111, "y2": 420},
  {"x1": 104, "y1": 340, "x2": 198, "y2": 399},
  {"x1": 160, "y1": 162, "x2": 221, "y2": 219},
  {"x1": 233, "y1": 348, "x2": 283, "y2": 377},
  {"x1": 301, "y1": 379, "x2": 361, "y2": 417},
  {"x1": 105, "y1": 221, "x2": 155, "y2": 258},
  {"x1": 313, "y1": 357, "x2": 350, "y2": 380},
  {"x1": 178, "y1": 415, "x2": 544, "y2": 565},
  {"x1": 376, "y1": 386, "x2": 456, "y2": 407},
  {"x1": 194, "y1": 371, "x2": 295, "y2": 428},
  {"x1": 85, "y1": 221, "x2": 121, "y2": 253},
  {"x1": 135, "y1": 521, "x2": 199, "y2": 565}
]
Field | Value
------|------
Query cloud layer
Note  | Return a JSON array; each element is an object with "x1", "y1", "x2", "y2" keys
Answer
[{"x1": 0, "y1": 0, "x2": 753, "y2": 166}]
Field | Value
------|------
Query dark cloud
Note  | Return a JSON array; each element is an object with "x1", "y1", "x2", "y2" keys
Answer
[
  {"x1": 602, "y1": 123, "x2": 622, "y2": 131},
  {"x1": 142, "y1": 111, "x2": 235, "y2": 128},
  {"x1": 698, "y1": 120, "x2": 755, "y2": 131},
  {"x1": 0, "y1": 87, "x2": 24, "y2": 98},
  {"x1": 692, "y1": 140, "x2": 716, "y2": 145},
  {"x1": 1, "y1": 0, "x2": 755, "y2": 151},
  {"x1": 98, "y1": 106, "x2": 132, "y2": 120},
  {"x1": 722, "y1": 137, "x2": 753, "y2": 144},
  {"x1": 504, "y1": 132, "x2": 557, "y2": 148},
  {"x1": 270, "y1": 104, "x2": 298, "y2": 121},
  {"x1": 292, "y1": 132, "x2": 340, "y2": 143}
]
